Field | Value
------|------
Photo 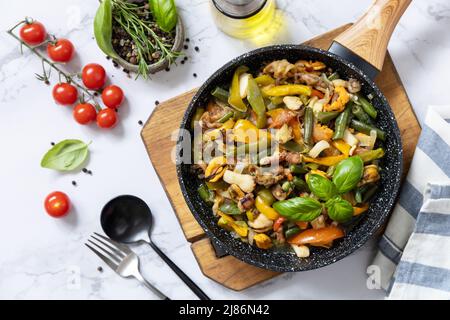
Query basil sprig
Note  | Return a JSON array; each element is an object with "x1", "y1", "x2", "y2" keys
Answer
[
  {"x1": 325, "y1": 196, "x2": 354, "y2": 222},
  {"x1": 41, "y1": 140, "x2": 90, "y2": 171},
  {"x1": 149, "y1": 0, "x2": 178, "y2": 33},
  {"x1": 273, "y1": 197, "x2": 322, "y2": 222},
  {"x1": 307, "y1": 174, "x2": 337, "y2": 200},
  {"x1": 332, "y1": 156, "x2": 364, "y2": 194}
]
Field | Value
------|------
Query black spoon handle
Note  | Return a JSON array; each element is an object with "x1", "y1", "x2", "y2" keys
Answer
[{"x1": 149, "y1": 240, "x2": 210, "y2": 300}]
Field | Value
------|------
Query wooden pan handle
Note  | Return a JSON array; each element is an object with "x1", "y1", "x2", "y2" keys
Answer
[{"x1": 333, "y1": 0, "x2": 411, "y2": 71}]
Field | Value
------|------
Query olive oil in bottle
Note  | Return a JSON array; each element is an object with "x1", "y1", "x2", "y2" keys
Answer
[{"x1": 211, "y1": 0, "x2": 277, "y2": 40}]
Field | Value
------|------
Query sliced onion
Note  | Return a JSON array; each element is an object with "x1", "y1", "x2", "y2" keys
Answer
[
  {"x1": 239, "y1": 73, "x2": 250, "y2": 99},
  {"x1": 355, "y1": 130, "x2": 376, "y2": 149},
  {"x1": 343, "y1": 129, "x2": 359, "y2": 147},
  {"x1": 248, "y1": 228, "x2": 256, "y2": 246},
  {"x1": 283, "y1": 96, "x2": 303, "y2": 110},
  {"x1": 331, "y1": 79, "x2": 348, "y2": 87},
  {"x1": 308, "y1": 140, "x2": 330, "y2": 158}
]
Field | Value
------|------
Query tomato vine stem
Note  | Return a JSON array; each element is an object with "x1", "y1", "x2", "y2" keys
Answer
[{"x1": 6, "y1": 19, "x2": 100, "y2": 107}]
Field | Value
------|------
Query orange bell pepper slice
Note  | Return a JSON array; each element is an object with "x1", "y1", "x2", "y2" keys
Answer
[
  {"x1": 288, "y1": 226, "x2": 344, "y2": 246},
  {"x1": 303, "y1": 154, "x2": 347, "y2": 167},
  {"x1": 353, "y1": 203, "x2": 369, "y2": 216}
]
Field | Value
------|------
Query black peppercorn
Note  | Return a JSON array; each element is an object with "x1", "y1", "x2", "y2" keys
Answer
[
  {"x1": 97, "y1": 266, "x2": 103, "y2": 272},
  {"x1": 51, "y1": 142, "x2": 55, "y2": 146},
  {"x1": 82, "y1": 168, "x2": 88, "y2": 173},
  {"x1": 138, "y1": 120, "x2": 143, "y2": 126},
  {"x1": 165, "y1": 67, "x2": 170, "y2": 72},
  {"x1": 185, "y1": 38, "x2": 190, "y2": 42},
  {"x1": 193, "y1": 73, "x2": 197, "y2": 78},
  {"x1": 72, "y1": 181, "x2": 77, "y2": 186},
  {"x1": 194, "y1": 46, "x2": 199, "y2": 52},
  {"x1": 183, "y1": 45, "x2": 188, "y2": 50},
  {"x1": 181, "y1": 60, "x2": 185, "y2": 65},
  {"x1": 155, "y1": 100, "x2": 160, "y2": 105}
]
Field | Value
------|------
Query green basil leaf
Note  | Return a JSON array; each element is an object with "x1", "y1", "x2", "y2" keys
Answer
[
  {"x1": 273, "y1": 197, "x2": 322, "y2": 222},
  {"x1": 149, "y1": 0, "x2": 178, "y2": 33},
  {"x1": 325, "y1": 196, "x2": 354, "y2": 222},
  {"x1": 307, "y1": 174, "x2": 337, "y2": 200},
  {"x1": 332, "y1": 156, "x2": 364, "y2": 194},
  {"x1": 94, "y1": 0, "x2": 120, "y2": 59},
  {"x1": 41, "y1": 140, "x2": 90, "y2": 171},
  {"x1": 219, "y1": 201, "x2": 241, "y2": 215}
]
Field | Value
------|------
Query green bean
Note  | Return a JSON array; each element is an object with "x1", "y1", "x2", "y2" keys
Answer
[
  {"x1": 285, "y1": 227, "x2": 301, "y2": 239},
  {"x1": 350, "y1": 120, "x2": 386, "y2": 141},
  {"x1": 358, "y1": 148, "x2": 385, "y2": 163},
  {"x1": 304, "y1": 107, "x2": 314, "y2": 146},
  {"x1": 328, "y1": 72, "x2": 340, "y2": 81},
  {"x1": 211, "y1": 87, "x2": 229, "y2": 103},
  {"x1": 317, "y1": 111, "x2": 340, "y2": 124},
  {"x1": 332, "y1": 105, "x2": 351, "y2": 140},
  {"x1": 357, "y1": 94, "x2": 377, "y2": 119},
  {"x1": 293, "y1": 176, "x2": 309, "y2": 192},
  {"x1": 198, "y1": 184, "x2": 214, "y2": 205},
  {"x1": 217, "y1": 111, "x2": 234, "y2": 123},
  {"x1": 289, "y1": 164, "x2": 308, "y2": 175},
  {"x1": 190, "y1": 107, "x2": 204, "y2": 130},
  {"x1": 352, "y1": 104, "x2": 374, "y2": 125}
]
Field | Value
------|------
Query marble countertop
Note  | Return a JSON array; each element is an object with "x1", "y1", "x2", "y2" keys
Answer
[{"x1": 1, "y1": 0, "x2": 449, "y2": 300}]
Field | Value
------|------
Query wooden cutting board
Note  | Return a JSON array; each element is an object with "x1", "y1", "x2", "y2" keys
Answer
[{"x1": 141, "y1": 24, "x2": 421, "y2": 291}]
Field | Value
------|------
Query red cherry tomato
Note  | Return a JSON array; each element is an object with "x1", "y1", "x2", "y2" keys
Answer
[
  {"x1": 19, "y1": 21, "x2": 46, "y2": 45},
  {"x1": 82, "y1": 63, "x2": 106, "y2": 90},
  {"x1": 52, "y1": 83, "x2": 78, "y2": 105},
  {"x1": 96, "y1": 108, "x2": 118, "y2": 128},
  {"x1": 102, "y1": 85, "x2": 124, "y2": 109},
  {"x1": 73, "y1": 103, "x2": 97, "y2": 124},
  {"x1": 44, "y1": 191, "x2": 70, "y2": 218},
  {"x1": 47, "y1": 39, "x2": 74, "y2": 63}
]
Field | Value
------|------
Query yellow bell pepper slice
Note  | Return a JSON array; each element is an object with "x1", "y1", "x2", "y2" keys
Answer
[
  {"x1": 205, "y1": 156, "x2": 227, "y2": 182},
  {"x1": 246, "y1": 210, "x2": 256, "y2": 222},
  {"x1": 324, "y1": 86, "x2": 350, "y2": 112},
  {"x1": 262, "y1": 84, "x2": 312, "y2": 97},
  {"x1": 353, "y1": 203, "x2": 369, "y2": 216},
  {"x1": 331, "y1": 139, "x2": 351, "y2": 156},
  {"x1": 254, "y1": 234, "x2": 273, "y2": 249},
  {"x1": 218, "y1": 212, "x2": 248, "y2": 237},
  {"x1": 203, "y1": 119, "x2": 235, "y2": 141},
  {"x1": 228, "y1": 66, "x2": 249, "y2": 112},
  {"x1": 232, "y1": 119, "x2": 271, "y2": 143},
  {"x1": 254, "y1": 74, "x2": 275, "y2": 86},
  {"x1": 303, "y1": 154, "x2": 347, "y2": 167},
  {"x1": 255, "y1": 196, "x2": 279, "y2": 220}
]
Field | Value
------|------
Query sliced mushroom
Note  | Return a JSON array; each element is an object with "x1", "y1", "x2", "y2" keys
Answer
[
  {"x1": 223, "y1": 170, "x2": 256, "y2": 193},
  {"x1": 248, "y1": 212, "x2": 274, "y2": 232},
  {"x1": 271, "y1": 184, "x2": 288, "y2": 201}
]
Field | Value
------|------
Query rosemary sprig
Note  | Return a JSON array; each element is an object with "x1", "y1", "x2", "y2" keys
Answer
[{"x1": 111, "y1": 0, "x2": 180, "y2": 79}]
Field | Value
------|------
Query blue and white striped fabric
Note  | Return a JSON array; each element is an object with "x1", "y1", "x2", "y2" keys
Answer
[{"x1": 371, "y1": 105, "x2": 450, "y2": 297}]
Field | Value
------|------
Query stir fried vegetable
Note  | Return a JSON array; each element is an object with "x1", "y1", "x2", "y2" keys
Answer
[{"x1": 192, "y1": 59, "x2": 386, "y2": 258}]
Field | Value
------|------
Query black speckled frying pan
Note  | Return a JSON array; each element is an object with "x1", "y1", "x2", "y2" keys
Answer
[{"x1": 177, "y1": 0, "x2": 410, "y2": 272}]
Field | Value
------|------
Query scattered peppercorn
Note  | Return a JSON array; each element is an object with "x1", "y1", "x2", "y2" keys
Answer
[
  {"x1": 51, "y1": 142, "x2": 55, "y2": 146},
  {"x1": 194, "y1": 46, "x2": 199, "y2": 52},
  {"x1": 193, "y1": 73, "x2": 197, "y2": 78},
  {"x1": 185, "y1": 38, "x2": 190, "y2": 42},
  {"x1": 45, "y1": 80, "x2": 50, "y2": 85},
  {"x1": 97, "y1": 266, "x2": 103, "y2": 272},
  {"x1": 88, "y1": 170, "x2": 93, "y2": 175},
  {"x1": 106, "y1": 56, "x2": 111, "y2": 60},
  {"x1": 113, "y1": 61, "x2": 119, "y2": 68},
  {"x1": 184, "y1": 56, "x2": 188, "y2": 61},
  {"x1": 155, "y1": 100, "x2": 160, "y2": 105},
  {"x1": 165, "y1": 67, "x2": 170, "y2": 72},
  {"x1": 123, "y1": 68, "x2": 130, "y2": 74},
  {"x1": 94, "y1": 92, "x2": 99, "y2": 97},
  {"x1": 72, "y1": 181, "x2": 77, "y2": 186},
  {"x1": 181, "y1": 60, "x2": 185, "y2": 65},
  {"x1": 138, "y1": 120, "x2": 143, "y2": 126},
  {"x1": 183, "y1": 45, "x2": 188, "y2": 50},
  {"x1": 82, "y1": 168, "x2": 88, "y2": 173}
]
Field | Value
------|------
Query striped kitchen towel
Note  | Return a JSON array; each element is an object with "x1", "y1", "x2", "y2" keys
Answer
[{"x1": 371, "y1": 105, "x2": 450, "y2": 293}]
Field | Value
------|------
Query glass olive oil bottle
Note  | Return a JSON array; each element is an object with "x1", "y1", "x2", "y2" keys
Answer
[{"x1": 211, "y1": 0, "x2": 277, "y2": 40}]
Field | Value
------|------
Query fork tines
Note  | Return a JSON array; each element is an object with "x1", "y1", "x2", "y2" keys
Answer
[{"x1": 85, "y1": 233, "x2": 130, "y2": 271}]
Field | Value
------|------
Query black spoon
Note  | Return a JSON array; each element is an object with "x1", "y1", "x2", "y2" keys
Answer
[{"x1": 100, "y1": 195, "x2": 210, "y2": 300}]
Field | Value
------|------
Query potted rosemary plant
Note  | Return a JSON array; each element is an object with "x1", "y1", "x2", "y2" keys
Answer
[{"x1": 94, "y1": 0, "x2": 184, "y2": 79}]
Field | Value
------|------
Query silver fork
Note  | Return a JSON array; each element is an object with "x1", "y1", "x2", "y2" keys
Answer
[{"x1": 85, "y1": 232, "x2": 170, "y2": 300}]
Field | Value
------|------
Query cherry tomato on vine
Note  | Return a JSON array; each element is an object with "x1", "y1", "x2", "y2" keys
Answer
[
  {"x1": 73, "y1": 103, "x2": 97, "y2": 125},
  {"x1": 96, "y1": 108, "x2": 118, "y2": 128},
  {"x1": 47, "y1": 38, "x2": 74, "y2": 63},
  {"x1": 102, "y1": 85, "x2": 124, "y2": 109},
  {"x1": 52, "y1": 83, "x2": 78, "y2": 105},
  {"x1": 19, "y1": 21, "x2": 46, "y2": 45},
  {"x1": 44, "y1": 191, "x2": 71, "y2": 218},
  {"x1": 82, "y1": 63, "x2": 106, "y2": 90}
]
